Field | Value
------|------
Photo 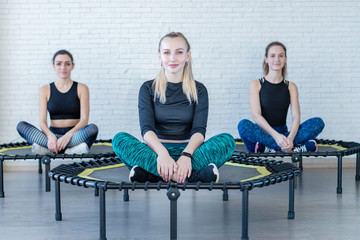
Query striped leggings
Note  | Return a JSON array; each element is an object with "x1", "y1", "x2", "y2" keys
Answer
[
  {"x1": 112, "y1": 132, "x2": 236, "y2": 176},
  {"x1": 16, "y1": 121, "x2": 98, "y2": 149}
]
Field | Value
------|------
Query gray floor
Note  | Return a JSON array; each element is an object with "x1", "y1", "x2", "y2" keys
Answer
[{"x1": 1, "y1": 164, "x2": 360, "y2": 240}]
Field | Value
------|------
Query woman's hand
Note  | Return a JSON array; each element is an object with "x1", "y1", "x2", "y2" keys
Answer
[
  {"x1": 274, "y1": 133, "x2": 292, "y2": 151},
  {"x1": 57, "y1": 132, "x2": 73, "y2": 152},
  {"x1": 174, "y1": 156, "x2": 192, "y2": 183},
  {"x1": 157, "y1": 154, "x2": 176, "y2": 182},
  {"x1": 47, "y1": 134, "x2": 58, "y2": 153},
  {"x1": 282, "y1": 137, "x2": 294, "y2": 152}
]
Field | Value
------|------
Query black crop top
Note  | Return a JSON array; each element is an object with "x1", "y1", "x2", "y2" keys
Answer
[
  {"x1": 47, "y1": 81, "x2": 81, "y2": 120},
  {"x1": 259, "y1": 77, "x2": 290, "y2": 127},
  {"x1": 138, "y1": 80, "x2": 208, "y2": 140}
]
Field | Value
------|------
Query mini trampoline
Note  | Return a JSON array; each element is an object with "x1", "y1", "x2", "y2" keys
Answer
[
  {"x1": 0, "y1": 139, "x2": 115, "y2": 197},
  {"x1": 49, "y1": 156, "x2": 301, "y2": 240},
  {"x1": 234, "y1": 138, "x2": 360, "y2": 194}
]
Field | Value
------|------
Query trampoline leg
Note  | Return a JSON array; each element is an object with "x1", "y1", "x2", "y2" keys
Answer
[
  {"x1": 222, "y1": 189, "x2": 228, "y2": 201},
  {"x1": 356, "y1": 153, "x2": 360, "y2": 181},
  {"x1": 337, "y1": 155, "x2": 343, "y2": 194},
  {"x1": 167, "y1": 186, "x2": 180, "y2": 240},
  {"x1": 95, "y1": 187, "x2": 99, "y2": 197},
  {"x1": 299, "y1": 157, "x2": 303, "y2": 171},
  {"x1": 123, "y1": 189, "x2": 129, "y2": 202},
  {"x1": 55, "y1": 179, "x2": 62, "y2": 221},
  {"x1": 0, "y1": 160, "x2": 4, "y2": 198},
  {"x1": 38, "y1": 158, "x2": 42, "y2": 174},
  {"x1": 288, "y1": 178, "x2": 295, "y2": 219},
  {"x1": 241, "y1": 189, "x2": 249, "y2": 240},
  {"x1": 42, "y1": 156, "x2": 51, "y2": 192},
  {"x1": 99, "y1": 187, "x2": 107, "y2": 240}
]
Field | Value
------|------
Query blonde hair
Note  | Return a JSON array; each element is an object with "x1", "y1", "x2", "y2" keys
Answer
[
  {"x1": 153, "y1": 32, "x2": 198, "y2": 104},
  {"x1": 262, "y1": 41, "x2": 287, "y2": 79}
]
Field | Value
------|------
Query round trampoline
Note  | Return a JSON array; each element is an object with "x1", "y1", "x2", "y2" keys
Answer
[
  {"x1": 0, "y1": 139, "x2": 115, "y2": 197},
  {"x1": 49, "y1": 156, "x2": 301, "y2": 240},
  {"x1": 235, "y1": 138, "x2": 360, "y2": 194}
]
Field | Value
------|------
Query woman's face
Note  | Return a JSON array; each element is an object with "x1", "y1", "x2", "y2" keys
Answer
[
  {"x1": 265, "y1": 45, "x2": 287, "y2": 72},
  {"x1": 158, "y1": 37, "x2": 191, "y2": 76},
  {"x1": 53, "y1": 54, "x2": 74, "y2": 79}
]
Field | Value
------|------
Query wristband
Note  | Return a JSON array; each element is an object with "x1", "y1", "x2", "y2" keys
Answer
[{"x1": 181, "y1": 151, "x2": 193, "y2": 160}]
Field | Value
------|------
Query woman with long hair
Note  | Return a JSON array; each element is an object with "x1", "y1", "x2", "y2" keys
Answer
[
  {"x1": 238, "y1": 42, "x2": 324, "y2": 153},
  {"x1": 113, "y1": 32, "x2": 235, "y2": 183}
]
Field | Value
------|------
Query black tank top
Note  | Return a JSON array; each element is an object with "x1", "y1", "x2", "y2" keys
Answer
[
  {"x1": 259, "y1": 77, "x2": 290, "y2": 127},
  {"x1": 47, "y1": 81, "x2": 81, "y2": 120}
]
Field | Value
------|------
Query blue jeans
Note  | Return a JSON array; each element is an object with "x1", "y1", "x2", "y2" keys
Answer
[
  {"x1": 238, "y1": 117, "x2": 325, "y2": 152},
  {"x1": 112, "y1": 132, "x2": 236, "y2": 176},
  {"x1": 16, "y1": 121, "x2": 99, "y2": 149}
]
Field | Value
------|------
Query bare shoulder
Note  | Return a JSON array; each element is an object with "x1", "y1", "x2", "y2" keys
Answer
[
  {"x1": 250, "y1": 79, "x2": 261, "y2": 90},
  {"x1": 77, "y1": 82, "x2": 89, "y2": 94},
  {"x1": 288, "y1": 81, "x2": 298, "y2": 92},
  {"x1": 39, "y1": 84, "x2": 50, "y2": 96},
  {"x1": 77, "y1": 82, "x2": 89, "y2": 90},
  {"x1": 77, "y1": 82, "x2": 89, "y2": 99}
]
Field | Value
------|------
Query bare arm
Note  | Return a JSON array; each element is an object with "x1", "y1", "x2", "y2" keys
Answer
[
  {"x1": 56, "y1": 83, "x2": 90, "y2": 151},
  {"x1": 286, "y1": 82, "x2": 300, "y2": 146},
  {"x1": 39, "y1": 85, "x2": 59, "y2": 153}
]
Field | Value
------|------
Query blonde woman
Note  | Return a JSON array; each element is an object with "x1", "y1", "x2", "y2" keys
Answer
[{"x1": 113, "y1": 32, "x2": 235, "y2": 183}]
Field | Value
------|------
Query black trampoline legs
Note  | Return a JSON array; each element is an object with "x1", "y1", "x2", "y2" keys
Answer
[
  {"x1": 337, "y1": 155, "x2": 343, "y2": 194},
  {"x1": 241, "y1": 188, "x2": 249, "y2": 240},
  {"x1": 356, "y1": 153, "x2": 360, "y2": 181},
  {"x1": 38, "y1": 158, "x2": 42, "y2": 174},
  {"x1": 223, "y1": 189, "x2": 229, "y2": 201},
  {"x1": 123, "y1": 189, "x2": 129, "y2": 201},
  {"x1": 42, "y1": 156, "x2": 51, "y2": 192},
  {"x1": 167, "y1": 186, "x2": 180, "y2": 240},
  {"x1": 100, "y1": 187, "x2": 107, "y2": 240},
  {"x1": 0, "y1": 159, "x2": 4, "y2": 198},
  {"x1": 288, "y1": 178, "x2": 295, "y2": 219},
  {"x1": 55, "y1": 179, "x2": 62, "y2": 221}
]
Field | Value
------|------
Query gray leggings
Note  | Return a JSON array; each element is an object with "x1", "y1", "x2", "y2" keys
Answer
[{"x1": 16, "y1": 121, "x2": 98, "y2": 149}]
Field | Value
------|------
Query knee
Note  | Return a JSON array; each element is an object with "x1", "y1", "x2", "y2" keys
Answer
[
  {"x1": 238, "y1": 119, "x2": 251, "y2": 135},
  {"x1": 112, "y1": 132, "x2": 133, "y2": 147},
  {"x1": 216, "y1": 133, "x2": 236, "y2": 154},
  {"x1": 238, "y1": 119, "x2": 250, "y2": 129},
  {"x1": 16, "y1": 121, "x2": 29, "y2": 133},
  {"x1": 88, "y1": 123, "x2": 99, "y2": 135},
  {"x1": 313, "y1": 117, "x2": 325, "y2": 131}
]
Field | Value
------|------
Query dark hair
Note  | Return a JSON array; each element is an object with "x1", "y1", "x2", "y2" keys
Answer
[
  {"x1": 262, "y1": 41, "x2": 287, "y2": 78},
  {"x1": 52, "y1": 50, "x2": 74, "y2": 64}
]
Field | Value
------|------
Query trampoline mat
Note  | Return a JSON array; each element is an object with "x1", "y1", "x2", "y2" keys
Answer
[
  {"x1": 235, "y1": 141, "x2": 346, "y2": 152},
  {"x1": 78, "y1": 162, "x2": 271, "y2": 184},
  {"x1": 0, "y1": 142, "x2": 113, "y2": 156}
]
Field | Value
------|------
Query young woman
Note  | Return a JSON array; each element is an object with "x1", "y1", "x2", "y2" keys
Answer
[
  {"x1": 238, "y1": 41, "x2": 324, "y2": 153},
  {"x1": 17, "y1": 50, "x2": 98, "y2": 155},
  {"x1": 113, "y1": 32, "x2": 235, "y2": 183}
]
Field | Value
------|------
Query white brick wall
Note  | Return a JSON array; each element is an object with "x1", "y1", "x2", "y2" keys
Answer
[{"x1": 1, "y1": 0, "x2": 360, "y2": 149}]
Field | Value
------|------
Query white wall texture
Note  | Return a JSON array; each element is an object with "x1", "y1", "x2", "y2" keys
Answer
[{"x1": 1, "y1": 0, "x2": 359, "y2": 149}]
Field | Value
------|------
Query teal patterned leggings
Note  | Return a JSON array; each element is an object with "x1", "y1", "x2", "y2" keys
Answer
[{"x1": 112, "y1": 132, "x2": 236, "y2": 177}]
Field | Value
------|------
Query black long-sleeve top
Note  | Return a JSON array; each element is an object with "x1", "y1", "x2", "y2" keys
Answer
[{"x1": 138, "y1": 79, "x2": 208, "y2": 140}]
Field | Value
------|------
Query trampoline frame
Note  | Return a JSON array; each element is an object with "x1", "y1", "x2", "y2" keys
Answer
[
  {"x1": 234, "y1": 138, "x2": 360, "y2": 194},
  {"x1": 49, "y1": 156, "x2": 301, "y2": 240},
  {"x1": 0, "y1": 139, "x2": 115, "y2": 198}
]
